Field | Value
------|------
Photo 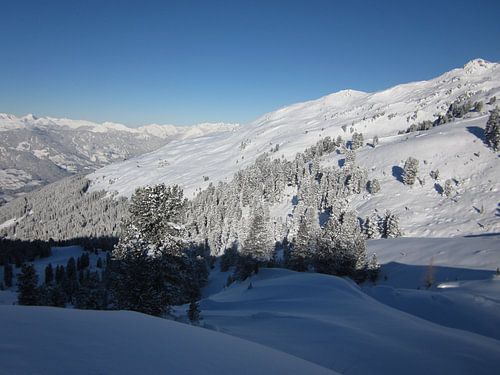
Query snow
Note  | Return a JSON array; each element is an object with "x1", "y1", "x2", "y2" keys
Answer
[
  {"x1": 0, "y1": 305, "x2": 336, "y2": 375},
  {"x1": 87, "y1": 59, "x2": 500, "y2": 236},
  {"x1": 0, "y1": 112, "x2": 239, "y2": 138},
  {"x1": 172, "y1": 235, "x2": 500, "y2": 375},
  {"x1": 190, "y1": 267, "x2": 500, "y2": 375}
]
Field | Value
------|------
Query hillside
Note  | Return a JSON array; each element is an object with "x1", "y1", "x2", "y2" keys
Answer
[
  {"x1": 0, "y1": 113, "x2": 238, "y2": 203},
  {"x1": 170, "y1": 236, "x2": 500, "y2": 375},
  {"x1": 86, "y1": 59, "x2": 499, "y2": 237},
  {"x1": 0, "y1": 305, "x2": 335, "y2": 375},
  {"x1": 89, "y1": 59, "x2": 499, "y2": 199}
]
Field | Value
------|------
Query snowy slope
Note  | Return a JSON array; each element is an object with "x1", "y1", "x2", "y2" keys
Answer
[
  {"x1": 0, "y1": 305, "x2": 336, "y2": 375},
  {"x1": 0, "y1": 113, "x2": 238, "y2": 202},
  {"x1": 333, "y1": 115, "x2": 500, "y2": 236},
  {"x1": 89, "y1": 58, "x2": 499, "y2": 198},
  {"x1": 363, "y1": 236, "x2": 500, "y2": 341},
  {"x1": 87, "y1": 59, "x2": 500, "y2": 237},
  {"x1": 189, "y1": 267, "x2": 500, "y2": 375},
  {"x1": 169, "y1": 235, "x2": 500, "y2": 375}
]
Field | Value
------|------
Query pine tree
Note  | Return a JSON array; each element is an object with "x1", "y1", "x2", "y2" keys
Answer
[
  {"x1": 187, "y1": 300, "x2": 201, "y2": 323},
  {"x1": 383, "y1": 211, "x2": 401, "y2": 238},
  {"x1": 351, "y1": 132, "x2": 364, "y2": 150},
  {"x1": 17, "y1": 263, "x2": 39, "y2": 306},
  {"x1": 367, "y1": 179, "x2": 380, "y2": 194},
  {"x1": 364, "y1": 215, "x2": 380, "y2": 239},
  {"x1": 444, "y1": 179, "x2": 453, "y2": 197},
  {"x1": 402, "y1": 157, "x2": 419, "y2": 186},
  {"x1": 3, "y1": 263, "x2": 13, "y2": 288},
  {"x1": 109, "y1": 184, "x2": 195, "y2": 316},
  {"x1": 289, "y1": 206, "x2": 318, "y2": 271},
  {"x1": 367, "y1": 254, "x2": 380, "y2": 282},
  {"x1": 44, "y1": 263, "x2": 54, "y2": 285},
  {"x1": 241, "y1": 202, "x2": 273, "y2": 262},
  {"x1": 485, "y1": 108, "x2": 500, "y2": 151}
]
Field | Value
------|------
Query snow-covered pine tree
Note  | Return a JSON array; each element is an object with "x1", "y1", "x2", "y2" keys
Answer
[
  {"x1": 351, "y1": 132, "x2": 364, "y2": 150},
  {"x1": 240, "y1": 202, "x2": 273, "y2": 262},
  {"x1": 289, "y1": 205, "x2": 318, "y2": 271},
  {"x1": 402, "y1": 157, "x2": 419, "y2": 186},
  {"x1": 111, "y1": 227, "x2": 169, "y2": 316},
  {"x1": 17, "y1": 263, "x2": 39, "y2": 306},
  {"x1": 109, "y1": 184, "x2": 199, "y2": 316},
  {"x1": 485, "y1": 107, "x2": 500, "y2": 151},
  {"x1": 367, "y1": 179, "x2": 380, "y2": 194},
  {"x1": 364, "y1": 214, "x2": 380, "y2": 239},
  {"x1": 383, "y1": 210, "x2": 401, "y2": 238},
  {"x1": 367, "y1": 254, "x2": 380, "y2": 282}
]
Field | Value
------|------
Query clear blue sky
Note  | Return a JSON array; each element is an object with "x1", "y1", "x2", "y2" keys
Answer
[{"x1": 1, "y1": 0, "x2": 499, "y2": 126}]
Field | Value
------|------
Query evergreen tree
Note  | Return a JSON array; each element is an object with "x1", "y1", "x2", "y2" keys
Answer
[
  {"x1": 402, "y1": 157, "x2": 419, "y2": 186},
  {"x1": 383, "y1": 211, "x2": 401, "y2": 238},
  {"x1": 44, "y1": 263, "x2": 54, "y2": 285},
  {"x1": 187, "y1": 300, "x2": 201, "y2": 323},
  {"x1": 241, "y1": 202, "x2": 273, "y2": 262},
  {"x1": 367, "y1": 254, "x2": 380, "y2": 282},
  {"x1": 17, "y1": 263, "x2": 39, "y2": 306},
  {"x1": 364, "y1": 215, "x2": 380, "y2": 239},
  {"x1": 109, "y1": 184, "x2": 198, "y2": 316},
  {"x1": 444, "y1": 179, "x2": 453, "y2": 197},
  {"x1": 351, "y1": 132, "x2": 364, "y2": 150},
  {"x1": 367, "y1": 179, "x2": 380, "y2": 194},
  {"x1": 3, "y1": 263, "x2": 13, "y2": 288},
  {"x1": 485, "y1": 108, "x2": 500, "y2": 151},
  {"x1": 289, "y1": 206, "x2": 318, "y2": 271}
]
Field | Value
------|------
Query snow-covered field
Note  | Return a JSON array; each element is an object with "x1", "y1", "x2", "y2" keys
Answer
[
  {"x1": 1, "y1": 224, "x2": 499, "y2": 374},
  {"x1": 0, "y1": 305, "x2": 336, "y2": 375}
]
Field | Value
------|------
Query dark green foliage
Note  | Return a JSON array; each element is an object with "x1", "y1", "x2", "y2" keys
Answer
[
  {"x1": 3, "y1": 263, "x2": 13, "y2": 288},
  {"x1": 220, "y1": 245, "x2": 239, "y2": 272},
  {"x1": 235, "y1": 255, "x2": 258, "y2": 281},
  {"x1": 0, "y1": 238, "x2": 51, "y2": 267},
  {"x1": 44, "y1": 263, "x2": 54, "y2": 285},
  {"x1": 187, "y1": 301, "x2": 201, "y2": 323},
  {"x1": 485, "y1": 108, "x2": 500, "y2": 151},
  {"x1": 109, "y1": 184, "x2": 207, "y2": 316},
  {"x1": 17, "y1": 263, "x2": 40, "y2": 306}
]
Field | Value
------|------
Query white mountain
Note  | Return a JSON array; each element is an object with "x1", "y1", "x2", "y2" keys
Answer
[
  {"x1": 87, "y1": 58, "x2": 500, "y2": 237},
  {"x1": 0, "y1": 113, "x2": 238, "y2": 203}
]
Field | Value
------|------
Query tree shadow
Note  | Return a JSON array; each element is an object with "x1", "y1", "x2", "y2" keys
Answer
[
  {"x1": 434, "y1": 183, "x2": 443, "y2": 195},
  {"x1": 466, "y1": 126, "x2": 485, "y2": 141},
  {"x1": 392, "y1": 166, "x2": 404, "y2": 183}
]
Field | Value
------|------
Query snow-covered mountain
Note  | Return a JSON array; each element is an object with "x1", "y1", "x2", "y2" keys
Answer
[
  {"x1": 88, "y1": 58, "x2": 500, "y2": 237},
  {"x1": 0, "y1": 113, "x2": 238, "y2": 203}
]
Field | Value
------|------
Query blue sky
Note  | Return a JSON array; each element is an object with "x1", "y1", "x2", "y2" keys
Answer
[{"x1": 1, "y1": 0, "x2": 499, "y2": 126}]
